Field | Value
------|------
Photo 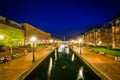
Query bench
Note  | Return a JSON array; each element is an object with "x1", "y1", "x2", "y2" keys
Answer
[{"x1": 0, "y1": 56, "x2": 9, "y2": 63}]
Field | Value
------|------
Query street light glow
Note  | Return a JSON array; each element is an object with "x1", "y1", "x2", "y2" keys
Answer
[
  {"x1": 0, "y1": 35, "x2": 4, "y2": 40},
  {"x1": 99, "y1": 41, "x2": 102, "y2": 44},
  {"x1": 49, "y1": 39, "x2": 53, "y2": 43},
  {"x1": 30, "y1": 37, "x2": 36, "y2": 42},
  {"x1": 98, "y1": 41, "x2": 102, "y2": 45},
  {"x1": 79, "y1": 38, "x2": 82, "y2": 43}
]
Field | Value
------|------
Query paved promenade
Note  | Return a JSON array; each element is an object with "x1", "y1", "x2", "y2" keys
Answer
[
  {"x1": 0, "y1": 46, "x2": 54, "y2": 80},
  {"x1": 72, "y1": 46, "x2": 120, "y2": 80}
]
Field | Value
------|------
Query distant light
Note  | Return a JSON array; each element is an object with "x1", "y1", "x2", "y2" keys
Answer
[
  {"x1": 49, "y1": 39, "x2": 53, "y2": 43},
  {"x1": 79, "y1": 39, "x2": 82, "y2": 43}
]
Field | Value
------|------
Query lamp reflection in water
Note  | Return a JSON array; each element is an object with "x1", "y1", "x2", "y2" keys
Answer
[
  {"x1": 71, "y1": 54, "x2": 75, "y2": 62},
  {"x1": 55, "y1": 50, "x2": 57, "y2": 61},
  {"x1": 77, "y1": 66, "x2": 84, "y2": 80},
  {"x1": 79, "y1": 39, "x2": 82, "y2": 54},
  {"x1": 47, "y1": 57, "x2": 53, "y2": 80}
]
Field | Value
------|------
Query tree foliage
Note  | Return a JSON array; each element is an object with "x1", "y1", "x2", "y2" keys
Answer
[{"x1": 0, "y1": 28, "x2": 24, "y2": 47}]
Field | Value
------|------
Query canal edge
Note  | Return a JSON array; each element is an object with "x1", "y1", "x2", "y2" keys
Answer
[
  {"x1": 71, "y1": 48, "x2": 112, "y2": 80},
  {"x1": 15, "y1": 48, "x2": 56, "y2": 80}
]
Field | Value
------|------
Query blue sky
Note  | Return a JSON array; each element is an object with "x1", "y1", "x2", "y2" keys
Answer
[{"x1": 0, "y1": 0, "x2": 120, "y2": 40}]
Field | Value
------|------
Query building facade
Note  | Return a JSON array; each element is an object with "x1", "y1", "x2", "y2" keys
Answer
[
  {"x1": 100, "y1": 26, "x2": 112, "y2": 48},
  {"x1": 111, "y1": 14, "x2": 120, "y2": 49},
  {"x1": 0, "y1": 16, "x2": 24, "y2": 30},
  {"x1": 22, "y1": 23, "x2": 51, "y2": 45},
  {"x1": 84, "y1": 26, "x2": 112, "y2": 48},
  {"x1": 0, "y1": 16, "x2": 51, "y2": 46},
  {"x1": 84, "y1": 28, "x2": 100, "y2": 46}
]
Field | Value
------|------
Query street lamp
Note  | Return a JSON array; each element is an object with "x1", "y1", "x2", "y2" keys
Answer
[
  {"x1": 79, "y1": 38, "x2": 82, "y2": 54},
  {"x1": 0, "y1": 35, "x2": 4, "y2": 45},
  {"x1": 30, "y1": 36, "x2": 36, "y2": 62},
  {"x1": 49, "y1": 39, "x2": 53, "y2": 49}
]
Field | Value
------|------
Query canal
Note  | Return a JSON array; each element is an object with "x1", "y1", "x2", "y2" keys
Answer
[{"x1": 24, "y1": 44, "x2": 101, "y2": 80}]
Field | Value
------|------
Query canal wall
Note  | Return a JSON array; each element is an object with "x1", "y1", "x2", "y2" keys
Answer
[
  {"x1": 24, "y1": 46, "x2": 104, "y2": 80},
  {"x1": 16, "y1": 49, "x2": 55, "y2": 80},
  {"x1": 71, "y1": 48, "x2": 111, "y2": 80}
]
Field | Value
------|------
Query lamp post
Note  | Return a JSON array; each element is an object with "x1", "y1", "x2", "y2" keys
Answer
[
  {"x1": 79, "y1": 39, "x2": 82, "y2": 54},
  {"x1": 30, "y1": 37, "x2": 36, "y2": 62},
  {"x1": 49, "y1": 39, "x2": 53, "y2": 50}
]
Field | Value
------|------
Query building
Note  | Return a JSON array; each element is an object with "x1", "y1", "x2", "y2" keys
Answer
[
  {"x1": 111, "y1": 14, "x2": 120, "y2": 49},
  {"x1": 0, "y1": 16, "x2": 24, "y2": 30},
  {"x1": 0, "y1": 16, "x2": 51, "y2": 46},
  {"x1": 76, "y1": 33, "x2": 84, "y2": 43},
  {"x1": 99, "y1": 26, "x2": 112, "y2": 48},
  {"x1": 0, "y1": 24, "x2": 24, "y2": 46},
  {"x1": 84, "y1": 28, "x2": 100, "y2": 46},
  {"x1": 22, "y1": 23, "x2": 51, "y2": 45},
  {"x1": 84, "y1": 26, "x2": 112, "y2": 48}
]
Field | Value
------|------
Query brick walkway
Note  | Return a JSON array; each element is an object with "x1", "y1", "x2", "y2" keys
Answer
[
  {"x1": 0, "y1": 47, "x2": 54, "y2": 80},
  {"x1": 72, "y1": 46, "x2": 120, "y2": 80}
]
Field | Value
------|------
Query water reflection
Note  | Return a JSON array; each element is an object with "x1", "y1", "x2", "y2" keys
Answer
[
  {"x1": 47, "y1": 57, "x2": 53, "y2": 80},
  {"x1": 55, "y1": 50, "x2": 57, "y2": 61},
  {"x1": 71, "y1": 54, "x2": 75, "y2": 62},
  {"x1": 77, "y1": 66, "x2": 84, "y2": 80}
]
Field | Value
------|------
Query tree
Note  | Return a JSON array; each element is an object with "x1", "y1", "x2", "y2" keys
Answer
[{"x1": 0, "y1": 28, "x2": 24, "y2": 54}]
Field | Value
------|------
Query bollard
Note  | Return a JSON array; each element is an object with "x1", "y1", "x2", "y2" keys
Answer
[
  {"x1": 115, "y1": 56, "x2": 120, "y2": 61},
  {"x1": 115, "y1": 56, "x2": 118, "y2": 61},
  {"x1": 118, "y1": 56, "x2": 120, "y2": 61}
]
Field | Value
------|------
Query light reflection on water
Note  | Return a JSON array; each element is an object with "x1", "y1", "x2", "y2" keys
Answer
[
  {"x1": 55, "y1": 50, "x2": 57, "y2": 61},
  {"x1": 47, "y1": 57, "x2": 53, "y2": 80},
  {"x1": 77, "y1": 66, "x2": 84, "y2": 80},
  {"x1": 72, "y1": 54, "x2": 75, "y2": 62}
]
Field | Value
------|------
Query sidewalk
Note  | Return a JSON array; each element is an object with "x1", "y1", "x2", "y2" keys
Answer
[
  {"x1": 0, "y1": 47, "x2": 54, "y2": 80},
  {"x1": 72, "y1": 46, "x2": 120, "y2": 80}
]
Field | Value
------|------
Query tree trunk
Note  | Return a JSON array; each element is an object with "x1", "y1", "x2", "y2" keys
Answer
[{"x1": 10, "y1": 46, "x2": 12, "y2": 54}]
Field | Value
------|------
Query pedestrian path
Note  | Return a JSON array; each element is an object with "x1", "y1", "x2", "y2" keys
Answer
[
  {"x1": 0, "y1": 47, "x2": 54, "y2": 80},
  {"x1": 72, "y1": 46, "x2": 120, "y2": 80}
]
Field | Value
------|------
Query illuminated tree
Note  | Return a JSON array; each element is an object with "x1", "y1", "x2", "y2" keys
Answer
[{"x1": 0, "y1": 28, "x2": 24, "y2": 54}]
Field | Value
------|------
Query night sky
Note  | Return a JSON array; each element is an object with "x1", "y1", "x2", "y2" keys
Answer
[{"x1": 0, "y1": 0, "x2": 120, "y2": 40}]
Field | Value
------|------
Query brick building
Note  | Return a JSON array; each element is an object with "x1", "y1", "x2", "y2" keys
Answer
[
  {"x1": 84, "y1": 28, "x2": 100, "y2": 46},
  {"x1": 111, "y1": 14, "x2": 120, "y2": 49},
  {"x1": 22, "y1": 23, "x2": 51, "y2": 45},
  {"x1": 0, "y1": 16, "x2": 51, "y2": 46},
  {"x1": 84, "y1": 26, "x2": 112, "y2": 48},
  {"x1": 100, "y1": 26, "x2": 112, "y2": 48}
]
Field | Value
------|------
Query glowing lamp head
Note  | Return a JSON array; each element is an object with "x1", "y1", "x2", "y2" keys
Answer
[
  {"x1": 30, "y1": 37, "x2": 36, "y2": 42},
  {"x1": 79, "y1": 39, "x2": 82, "y2": 43},
  {"x1": 0, "y1": 35, "x2": 4, "y2": 40},
  {"x1": 49, "y1": 39, "x2": 53, "y2": 43}
]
